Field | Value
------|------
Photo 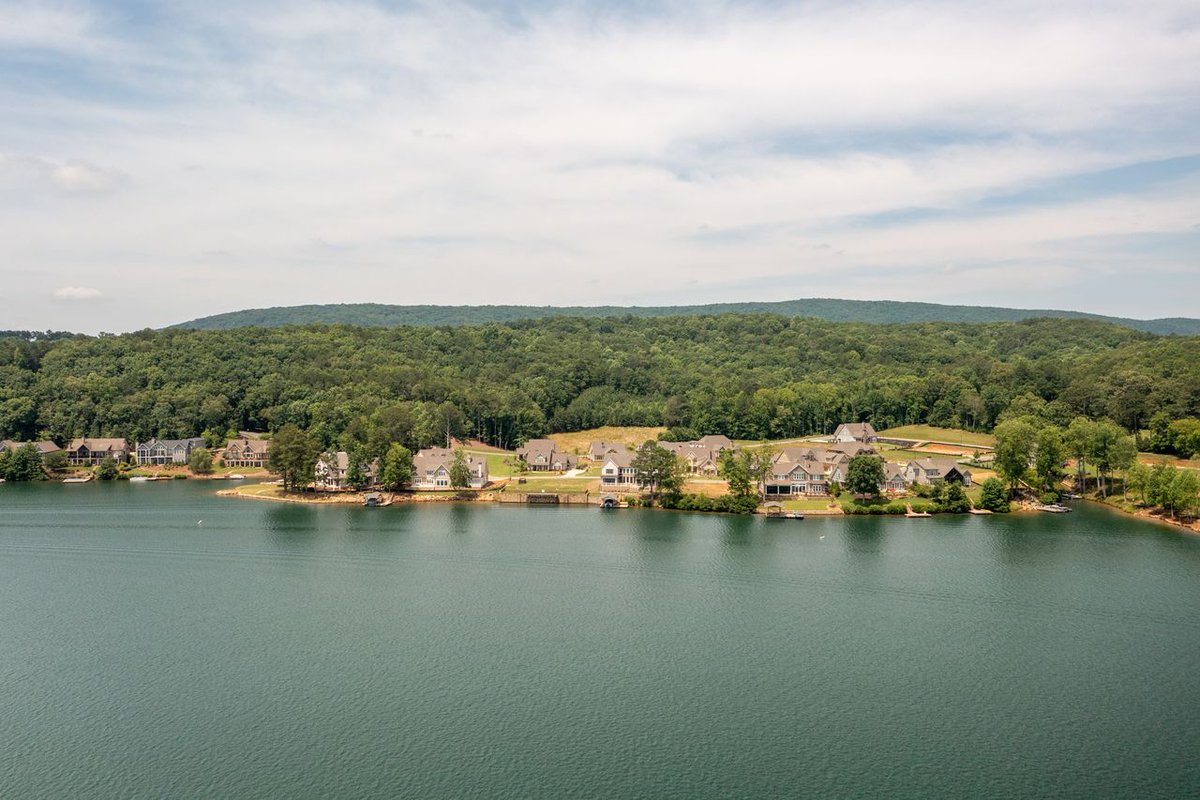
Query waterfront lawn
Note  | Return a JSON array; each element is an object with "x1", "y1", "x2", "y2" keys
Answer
[
  {"x1": 505, "y1": 477, "x2": 600, "y2": 494},
  {"x1": 769, "y1": 496, "x2": 841, "y2": 511},
  {"x1": 878, "y1": 425, "x2": 995, "y2": 447}
]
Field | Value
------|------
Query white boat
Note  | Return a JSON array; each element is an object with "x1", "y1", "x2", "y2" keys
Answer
[
  {"x1": 63, "y1": 476, "x2": 92, "y2": 484},
  {"x1": 228, "y1": 473, "x2": 246, "y2": 480},
  {"x1": 1036, "y1": 503, "x2": 1072, "y2": 513},
  {"x1": 129, "y1": 476, "x2": 154, "y2": 482}
]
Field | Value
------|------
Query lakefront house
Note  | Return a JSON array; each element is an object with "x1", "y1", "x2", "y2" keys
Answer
[
  {"x1": 134, "y1": 437, "x2": 207, "y2": 465},
  {"x1": 411, "y1": 448, "x2": 487, "y2": 489},
  {"x1": 314, "y1": 451, "x2": 380, "y2": 491},
  {"x1": 66, "y1": 438, "x2": 129, "y2": 465},
  {"x1": 516, "y1": 438, "x2": 576, "y2": 471},
  {"x1": 221, "y1": 438, "x2": 271, "y2": 468},
  {"x1": 903, "y1": 457, "x2": 972, "y2": 487},
  {"x1": 599, "y1": 450, "x2": 641, "y2": 488}
]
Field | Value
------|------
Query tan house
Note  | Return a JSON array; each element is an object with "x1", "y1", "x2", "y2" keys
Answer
[
  {"x1": 222, "y1": 438, "x2": 271, "y2": 468},
  {"x1": 904, "y1": 457, "x2": 972, "y2": 487},
  {"x1": 66, "y1": 438, "x2": 129, "y2": 465},
  {"x1": 833, "y1": 422, "x2": 878, "y2": 444},
  {"x1": 412, "y1": 448, "x2": 486, "y2": 489},
  {"x1": 314, "y1": 451, "x2": 380, "y2": 490},
  {"x1": 516, "y1": 438, "x2": 576, "y2": 471}
]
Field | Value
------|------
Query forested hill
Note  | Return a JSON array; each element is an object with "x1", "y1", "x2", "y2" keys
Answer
[
  {"x1": 171, "y1": 299, "x2": 1200, "y2": 335},
  {"x1": 3, "y1": 315, "x2": 1197, "y2": 452}
]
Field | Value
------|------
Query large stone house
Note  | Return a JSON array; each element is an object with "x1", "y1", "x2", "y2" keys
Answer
[
  {"x1": 763, "y1": 447, "x2": 852, "y2": 496},
  {"x1": 516, "y1": 438, "x2": 576, "y2": 471},
  {"x1": 1, "y1": 440, "x2": 60, "y2": 455},
  {"x1": 832, "y1": 422, "x2": 878, "y2": 444},
  {"x1": 222, "y1": 438, "x2": 271, "y2": 468},
  {"x1": 904, "y1": 457, "x2": 972, "y2": 487},
  {"x1": 411, "y1": 448, "x2": 486, "y2": 489},
  {"x1": 135, "y1": 437, "x2": 207, "y2": 465},
  {"x1": 314, "y1": 451, "x2": 380, "y2": 491},
  {"x1": 66, "y1": 438, "x2": 129, "y2": 465},
  {"x1": 599, "y1": 450, "x2": 641, "y2": 488}
]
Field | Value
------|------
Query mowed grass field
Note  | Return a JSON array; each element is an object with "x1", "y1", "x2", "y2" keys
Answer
[
  {"x1": 878, "y1": 425, "x2": 995, "y2": 447},
  {"x1": 547, "y1": 426, "x2": 665, "y2": 455}
]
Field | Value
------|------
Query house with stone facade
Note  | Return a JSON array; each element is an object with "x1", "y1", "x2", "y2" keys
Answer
[{"x1": 221, "y1": 437, "x2": 271, "y2": 468}]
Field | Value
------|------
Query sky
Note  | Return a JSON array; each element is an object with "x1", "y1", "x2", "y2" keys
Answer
[{"x1": 1, "y1": 0, "x2": 1198, "y2": 333}]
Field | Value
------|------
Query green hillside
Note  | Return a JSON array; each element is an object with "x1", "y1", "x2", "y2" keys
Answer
[{"x1": 170, "y1": 299, "x2": 1200, "y2": 335}]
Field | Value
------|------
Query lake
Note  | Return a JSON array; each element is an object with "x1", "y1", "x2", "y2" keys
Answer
[{"x1": 1, "y1": 481, "x2": 1198, "y2": 798}]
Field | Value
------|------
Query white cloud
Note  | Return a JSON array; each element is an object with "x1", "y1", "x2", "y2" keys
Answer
[
  {"x1": 52, "y1": 285, "x2": 103, "y2": 300},
  {"x1": 49, "y1": 161, "x2": 126, "y2": 193}
]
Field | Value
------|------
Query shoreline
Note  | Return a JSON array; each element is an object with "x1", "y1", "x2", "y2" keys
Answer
[{"x1": 1081, "y1": 496, "x2": 1200, "y2": 535}]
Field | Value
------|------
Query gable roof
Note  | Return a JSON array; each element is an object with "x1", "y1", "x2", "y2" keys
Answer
[
  {"x1": 226, "y1": 438, "x2": 271, "y2": 454},
  {"x1": 67, "y1": 438, "x2": 127, "y2": 452},
  {"x1": 907, "y1": 457, "x2": 968, "y2": 478},
  {"x1": 1, "y1": 440, "x2": 60, "y2": 454},
  {"x1": 835, "y1": 422, "x2": 878, "y2": 439},
  {"x1": 601, "y1": 450, "x2": 636, "y2": 469}
]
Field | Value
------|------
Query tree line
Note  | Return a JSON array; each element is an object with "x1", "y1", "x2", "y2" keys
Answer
[{"x1": 1, "y1": 315, "x2": 1198, "y2": 460}]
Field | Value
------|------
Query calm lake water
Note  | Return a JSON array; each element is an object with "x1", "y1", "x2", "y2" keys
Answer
[{"x1": 1, "y1": 482, "x2": 1198, "y2": 799}]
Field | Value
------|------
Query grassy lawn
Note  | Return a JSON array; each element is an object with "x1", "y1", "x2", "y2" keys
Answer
[
  {"x1": 683, "y1": 479, "x2": 729, "y2": 497},
  {"x1": 547, "y1": 426, "x2": 664, "y2": 455},
  {"x1": 464, "y1": 450, "x2": 519, "y2": 476},
  {"x1": 504, "y1": 477, "x2": 600, "y2": 494},
  {"x1": 766, "y1": 497, "x2": 842, "y2": 511},
  {"x1": 878, "y1": 425, "x2": 995, "y2": 447}
]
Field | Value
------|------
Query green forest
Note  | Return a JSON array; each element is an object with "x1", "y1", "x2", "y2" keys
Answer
[
  {"x1": 1, "y1": 315, "x2": 1198, "y2": 457},
  {"x1": 171, "y1": 299, "x2": 1200, "y2": 335}
]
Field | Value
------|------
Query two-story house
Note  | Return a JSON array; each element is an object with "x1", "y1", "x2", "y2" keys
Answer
[
  {"x1": 411, "y1": 448, "x2": 487, "y2": 489},
  {"x1": 66, "y1": 438, "x2": 129, "y2": 465},
  {"x1": 135, "y1": 437, "x2": 207, "y2": 465}
]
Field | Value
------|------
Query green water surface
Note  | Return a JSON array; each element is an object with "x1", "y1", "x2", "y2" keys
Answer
[{"x1": 1, "y1": 482, "x2": 1198, "y2": 798}]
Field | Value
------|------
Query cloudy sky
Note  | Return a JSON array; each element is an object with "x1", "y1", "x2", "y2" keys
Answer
[{"x1": 1, "y1": 0, "x2": 1198, "y2": 332}]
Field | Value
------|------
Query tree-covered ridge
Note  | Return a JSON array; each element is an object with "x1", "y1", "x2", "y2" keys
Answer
[
  {"x1": 170, "y1": 300, "x2": 1200, "y2": 336},
  {"x1": 1, "y1": 315, "x2": 1197, "y2": 454}
]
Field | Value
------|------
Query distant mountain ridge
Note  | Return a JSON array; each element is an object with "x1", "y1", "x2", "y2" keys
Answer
[{"x1": 171, "y1": 299, "x2": 1200, "y2": 335}]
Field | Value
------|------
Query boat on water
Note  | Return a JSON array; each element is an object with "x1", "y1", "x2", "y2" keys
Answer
[
  {"x1": 228, "y1": 474, "x2": 247, "y2": 480},
  {"x1": 128, "y1": 476, "x2": 155, "y2": 482},
  {"x1": 63, "y1": 476, "x2": 92, "y2": 484},
  {"x1": 1036, "y1": 503, "x2": 1072, "y2": 513}
]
